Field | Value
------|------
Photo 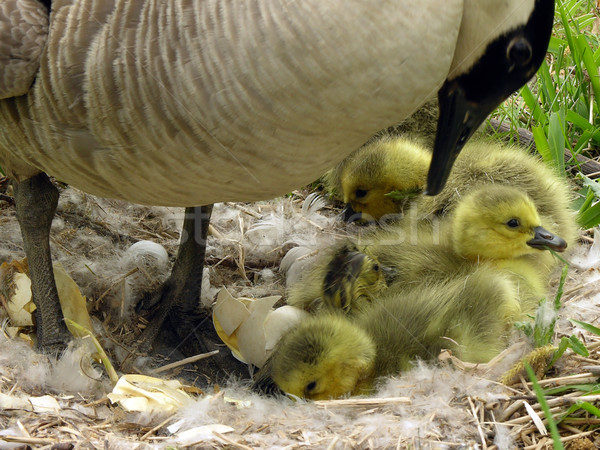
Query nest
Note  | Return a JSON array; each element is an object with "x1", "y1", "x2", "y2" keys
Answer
[{"x1": 0, "y1": 178, "x2": 599, "y2": 448}]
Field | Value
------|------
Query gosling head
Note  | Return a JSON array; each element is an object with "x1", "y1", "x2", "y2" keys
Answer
[
  {"x1": 266, "y1": 314, "x2": 376, "y2": 400},
  {"x1": 322, "y1": 246, "x2": 391, "y2": 313},
  {"x1": 340, "y1": 138, "x2": 431, "y2": 222},
  {"x1": 452, "y1": 185, "x2": 567, "y2": 261}
]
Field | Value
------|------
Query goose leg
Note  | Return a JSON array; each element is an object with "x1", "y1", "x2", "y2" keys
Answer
[
  {"x1": 130, "y1": 205, "x2": 244, "y2": 376},
  {"x1": 13, "y1": 173, "x2": 70, "y2": 352}
]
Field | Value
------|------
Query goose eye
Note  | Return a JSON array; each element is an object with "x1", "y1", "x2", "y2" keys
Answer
[
  {"x1": 355, "y1": 189, "x2": 367, "y2": 199},
  {"x1": 306, "y1": 381, "x2": 317, "y2": 393},
  {"x1": 506, "y1": 218, "x2": 520, "y2": 228},
  {"x1": 507, "y1": 38, "x2": 532, "y2": 66}
]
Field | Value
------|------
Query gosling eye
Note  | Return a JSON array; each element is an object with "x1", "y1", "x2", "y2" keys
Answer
[
  {"x1": 372, "y1": 264, "x2": 380, "y2": 272},
  {"x1": 507, "y1": 37, "x2": 532, "y2": 66},
  {"x1": 506, "y1": 218, "x2": 520, "y2": 228},
  {"x1": 305, "y1": 381, "x2": 317, "y2": 394},
  {"x1": 355, "y1": 189, "x2": 368, "y2": 199}
]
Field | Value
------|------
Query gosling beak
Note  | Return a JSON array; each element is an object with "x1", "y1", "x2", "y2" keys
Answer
[
  {"x1": 425, "y1": 79, "x2": 497, "y2": 196},
  {"x1": 342, "y1": 204, "x2": 376, "y2": 225},
  {"x1": 342, "y1": 203, "x2": 361, "y2": 223},
  {"x1": 527, "y1": 226, "x2": 568, "y2": 252}
]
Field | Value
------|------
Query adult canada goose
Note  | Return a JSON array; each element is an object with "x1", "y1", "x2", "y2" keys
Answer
[
  {"x1": 255, "y1": 185, "x2": 567, "y2": 399},
  {"x1": 0, "y1": 0, "x2": 554, "y2": 354}
]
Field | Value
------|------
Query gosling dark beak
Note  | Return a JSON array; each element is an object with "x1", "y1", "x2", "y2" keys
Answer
[
  {"x1": 527, "y1": 226, "x2": 568, "y2": 252},
  {"x1": 342, "y1": 203, "x2": 361, "y2": 223},
  {"x1": 425, "y1": 80, "x2": 494, "y2": 196},
  {"x1": 342, "y1": 204, "x2": 376, "y2": 225}
]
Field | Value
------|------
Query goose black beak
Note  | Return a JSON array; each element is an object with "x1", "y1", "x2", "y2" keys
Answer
[
  {"x1": 527, "y1": 226, "x2": 567, "y2": 252},
  {"x1": 425, "y1": 80, "x2": 494, "y2": 196}
]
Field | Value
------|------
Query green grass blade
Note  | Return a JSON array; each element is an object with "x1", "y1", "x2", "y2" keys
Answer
[
  {"x1": 578, "y1": 201, "x2": 600, "y2": 229},
  {"x1": 539, "y1": 61, "x2": 559, "y2": 112},
  {"x1": 521, "y1": 85, "x2": 548, "y2": 124},
  {"x1": 525, "y1": 363, "x2": 564, "y2": 450},
  {"x1": 577, "y1": 401, "x2": 600, "y2": 417},
  {"x1": 569, "y1": 318, "x2": 600, "y2": 336},
  {"x1": 568, "y1": 334, "x2": 589, "y2": 356},
  {"x1": 547, "y1": 112, "x2": 567, "y2": 174},
  {"x1": 545, "y1": 384, "x2": 600, "y2": 395},
  {"x1": 554, "y1": 265, "x2": 568, "y2": 311},
  {"x1": 580, "y1": 174, "x2": 600, "y2": 196},
  {"x1": 565, "y1": 109, "x2": 592, "y2": 132},
  {"x1": 533, "y1": 124, "x2": 551, "y2": 161},
  {"x1": 576, "y1": 34, "x2": 600, "y2": 113}
]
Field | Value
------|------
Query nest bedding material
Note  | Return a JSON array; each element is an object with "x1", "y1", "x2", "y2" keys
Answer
[{"x1": 0, "y1": 180, "x2": 599, "y2": 448}]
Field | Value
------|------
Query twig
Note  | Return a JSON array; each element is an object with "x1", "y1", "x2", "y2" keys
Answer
[
  {"x1": 152, "y1": 350, "x2": 219, "y2": 374},
  {"x1": 313, "y1": 397, "x2": 411, "y2": 408},
  {"x1": 468, "y1": 397, "x2": 487, "y2": 449},
  {"x1": 225, "y1": 202, "x2": 262, "y2": 219},
  {"x1": 95, "y1": 267, "x2": 139, "y2": 305},
  {"x1": 140, "y1": 415, "x2": 175, "y2": 440},
  {"x1": 213, "y1": 431, "x2": 253, "y2": 450},
  {"x1": 0, "y1": 436, "x2": 57, "y2": 445}
]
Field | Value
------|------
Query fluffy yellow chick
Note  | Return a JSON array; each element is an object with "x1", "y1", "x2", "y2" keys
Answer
[
  {"x1": 324, "y1": 136, "x2": 431, "y2": 221},
  {"x1": 254, "y1": 262, "x2": 523, "y2": 400},
  {"x1": 255, "y1": 185, "x2": 566, "y2": 400},
  {"x1": 253, "y1": 313, "x2": 376, "y2": 400},
  {"x1": 327, "y1": 137, "x2": 577, "y2": 254},
  {"x1": 287, "y1": 245, "x2": 390, "y2": 314},
  {"x1": 364, "y1": 184, "x2": 567, "y2": 312}
]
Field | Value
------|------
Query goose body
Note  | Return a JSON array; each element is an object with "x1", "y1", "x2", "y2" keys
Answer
[{"x1": 0, "y1": 0, "x2": 554, "y2": 205}]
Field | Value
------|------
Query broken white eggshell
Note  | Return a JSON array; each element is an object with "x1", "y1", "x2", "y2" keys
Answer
[
  {"x1": 0, "y1": 259, "x2": 94, "y2": 338},
  {"x1": 5, "y1": 272, "x2": 35, "y2": 327},
  {"x1": 107, "y1": 374, "x2": 193, "y2": 414},
  {"x1": 213, "y1": 288, "x2": 308, "y2": 368}
]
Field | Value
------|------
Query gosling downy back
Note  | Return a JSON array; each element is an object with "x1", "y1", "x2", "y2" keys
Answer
[
  {"x1": 256, "y1": 264, "x2": 523, "y2": 400},
  {"x1": 418, "y1": 140, "x2": 578, "y2": 250},
  {"x1": 287, "y1": 244, "x2": 389, "y2": 315},
  {"x1": 357, "y1": 265, "x2": 523, "y2": 379},
  {"x1": 0, "y1": 0, "x2": 554, "y2": 205}
]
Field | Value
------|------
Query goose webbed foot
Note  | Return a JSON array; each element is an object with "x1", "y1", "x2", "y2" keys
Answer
[
  {"x1": 13, "y1": 173, "x2": 70, "y2": 353},
  {"x1": 123, "y1": 205, "x2": 246, "y2": 379}
]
